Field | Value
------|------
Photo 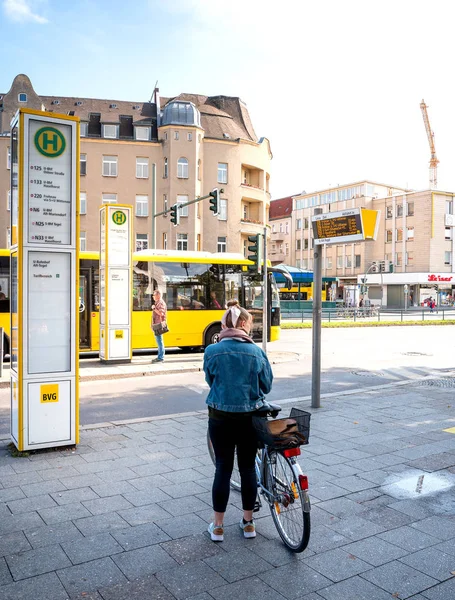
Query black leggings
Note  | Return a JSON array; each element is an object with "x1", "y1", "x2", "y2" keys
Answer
[{"x1": 209, "y1": 415, "x2": 258, "y2": 513}]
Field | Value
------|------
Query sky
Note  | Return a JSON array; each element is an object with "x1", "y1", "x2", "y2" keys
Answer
[{"x1": 1, "y1": 0, "x2": 455, "y2": 200}]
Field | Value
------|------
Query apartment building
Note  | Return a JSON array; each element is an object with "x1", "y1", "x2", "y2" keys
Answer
[
  {"x1": 0, "y1": 74, "x2": 271, "y2": 254},
  {"x1": 269, "y1": 195, "x2": 293, "y2": 265},
  {"x1": 290, "y1": 181, "x2": 455, "y2": 307}
]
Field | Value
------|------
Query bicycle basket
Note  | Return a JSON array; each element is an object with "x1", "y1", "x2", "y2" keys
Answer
[{"x1": 252, "y1": 408, "x2": 311, "y2": 450}]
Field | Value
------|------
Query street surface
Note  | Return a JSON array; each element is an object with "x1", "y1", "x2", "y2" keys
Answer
[{"x1": 0, "y1": 325, "x2": 454, "y2": 436}]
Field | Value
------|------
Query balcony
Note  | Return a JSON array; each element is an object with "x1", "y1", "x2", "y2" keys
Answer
[
  {"x1": 240, "y1": 218, "x2": 265, "y2": 235},
  {"x1": 241, "y1": 183, "x2": 266, "y2": 203},
  {"x1": 269, "y1": 252, "x2": 286, "y2": 264},
  {"x1": 271, "y1": 230, "x2": 286, "y2": 242}
]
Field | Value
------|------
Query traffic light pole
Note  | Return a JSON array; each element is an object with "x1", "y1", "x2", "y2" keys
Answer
[
  {"x1": 153, "y1": 193, "x2": 212, "y2": 219},
  {"x1": 262, "y1": 226, "x2": 268, "y2": 353},
  {"x1": 311, "y1": 246, "x2": 322, "y2": 409}
]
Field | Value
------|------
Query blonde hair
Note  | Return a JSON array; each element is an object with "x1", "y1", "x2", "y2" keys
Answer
[{"x1": 222, "y1": 300, "x2": 252, "y2": 329}]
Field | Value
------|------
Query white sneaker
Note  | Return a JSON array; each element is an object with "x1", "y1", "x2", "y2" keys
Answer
[
  {"x1": 240, "y1": 519, "x2": 256, "y2": 538},
  {"x1": 208, "y1": 522, "x2": 224, "y2": 542}
]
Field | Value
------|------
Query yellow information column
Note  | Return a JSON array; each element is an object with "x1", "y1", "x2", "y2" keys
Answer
[
  {"x1": 10, "y1": 109, "x2": 79, "y2": 451},
  {"x1": 99, "y1": 205, "x2": 132, "y2": 363}
]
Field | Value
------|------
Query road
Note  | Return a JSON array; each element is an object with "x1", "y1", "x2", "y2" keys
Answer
[{"x1": 0, "y1": 325, "x2": 453, "y2": 436}]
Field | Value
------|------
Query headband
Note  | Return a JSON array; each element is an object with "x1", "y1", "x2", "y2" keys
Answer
[{"x1": 221, "y1": 305, "x2": 241, "y2": 328}]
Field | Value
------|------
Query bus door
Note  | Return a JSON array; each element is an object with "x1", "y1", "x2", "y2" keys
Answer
[{"x1": 79, "y1": 268, "x2": 91, "y2": 349}]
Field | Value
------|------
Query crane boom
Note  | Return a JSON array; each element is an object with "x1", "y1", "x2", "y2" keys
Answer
[{"x1": 420, "y1": 99, "x2": 439, "y2": 190}]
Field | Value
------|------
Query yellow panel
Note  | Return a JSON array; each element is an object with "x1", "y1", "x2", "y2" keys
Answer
[
  {"x1": 40, "y1": 384, "x2": 59, "y2": 403},
  {"x1": 443, "y1": 427, "x2": 455, "y2": 434},
  {"x1": 361, "y1": 209, "x2": 380, "y2": 240}
]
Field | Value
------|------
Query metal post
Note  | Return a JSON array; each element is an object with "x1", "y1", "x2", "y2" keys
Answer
[
  {"x1": 262, "y1": 227, "x2": 268, "y2": 354},
  {"x1": 0, "y1": 328, "x2": 3, "y2": 378},
  {"x1": 312, "y1": 247, "x2": 322, "y2": 408},
  {"x1": 151, "y1": 163, "x2": 157, "y2": 249}
]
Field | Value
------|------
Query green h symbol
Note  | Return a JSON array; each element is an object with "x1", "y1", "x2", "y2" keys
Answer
[{"x1": 42, "y1": 132, "x2": 58, "y2": 151}]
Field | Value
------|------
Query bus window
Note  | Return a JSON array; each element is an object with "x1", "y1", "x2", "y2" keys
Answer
[{"x1": 0, "y1": 256, "x2": 10, "y2": 312}]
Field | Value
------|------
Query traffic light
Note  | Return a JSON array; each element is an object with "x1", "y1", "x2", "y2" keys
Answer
[
  {"x1": 209, "y1": 188, "x2": 220, "y2": 216},
  {"x1": 388, "y1": 261, "x2": 394, "y2": 273},
  {"x1": 247, "y1": 233, "x2": 263, "y2": 274},
  {"x1": 170, "y1": 204, "x2": 180, "y2": 227}
]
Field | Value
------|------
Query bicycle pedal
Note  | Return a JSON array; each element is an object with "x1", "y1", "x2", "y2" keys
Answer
[{"x1": 253, "y1": 500, "x2": 262, "y2": 512}]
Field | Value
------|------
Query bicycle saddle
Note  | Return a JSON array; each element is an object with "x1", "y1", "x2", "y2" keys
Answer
[{"x1": 255, "y1": 401, "x2": 282, "y2": 418}]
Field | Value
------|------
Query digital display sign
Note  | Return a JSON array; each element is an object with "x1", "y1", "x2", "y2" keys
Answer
[{"x1": 312, "y1": 208, "x2": 374, "y2": 245}]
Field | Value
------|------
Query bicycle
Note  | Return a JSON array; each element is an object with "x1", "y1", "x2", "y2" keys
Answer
[{"x1": 207, "y1": 403, "x2": 311, "y2": 552}]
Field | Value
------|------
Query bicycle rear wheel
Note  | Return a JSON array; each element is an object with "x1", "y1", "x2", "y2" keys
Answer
[
  {"x1": 265, "y1": 450, "x2": 310, "y2": 552},
  {"x1": 206, "y1": 429, "x2": 241, "y2": 491}
]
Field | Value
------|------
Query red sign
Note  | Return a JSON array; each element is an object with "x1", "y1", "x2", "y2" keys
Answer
[{"x1": 428, "y1": 274, "x2": 453, "y2": 282}]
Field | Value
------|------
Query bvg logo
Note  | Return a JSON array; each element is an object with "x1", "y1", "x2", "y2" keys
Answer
[
  {"x1": 40, "y1": 384, "x2": 59, "y2": 404},
  {"x1": 112, "y1": 211, "x2": 127, "y2": 225},
  {"x1": 34, "y1": 127, "x2": 66, "y2": 158}
]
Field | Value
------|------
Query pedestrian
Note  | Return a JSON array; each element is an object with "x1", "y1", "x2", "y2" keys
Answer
[
  {"x1": 204, "y1": 300, "x2": 273, "y2": 542},
  {"x1": 151, "y1": 289, "x2": 167, "y2": 363},
  {"x1": 210, "y1": 291, "x2": 222, "y2": 309}
]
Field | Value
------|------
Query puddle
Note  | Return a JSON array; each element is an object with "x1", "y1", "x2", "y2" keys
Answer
[{"x1": 382, "y1": 471, "x2": 455, "y2": 499}]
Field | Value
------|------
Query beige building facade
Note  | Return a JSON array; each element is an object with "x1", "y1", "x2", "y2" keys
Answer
[
  {"x1": 289, "y1": 181, "x2": 455, "y2": 307},
  {"x1": 0, "y1": 74, "x2": 271, "y2": 254}
]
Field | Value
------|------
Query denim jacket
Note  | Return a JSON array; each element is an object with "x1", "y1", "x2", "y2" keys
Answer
[{"x1": 204, "y1": 338, "x2": 273, "y2": 412}]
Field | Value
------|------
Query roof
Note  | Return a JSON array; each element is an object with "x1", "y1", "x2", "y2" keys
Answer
[{"x1": 269, "y1": 196, "x2": 293, "y2": 220}]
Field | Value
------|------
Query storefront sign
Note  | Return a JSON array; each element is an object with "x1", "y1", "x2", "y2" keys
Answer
[{"x1": 428, "y1": 274, "x2": 453, "y2": 282}]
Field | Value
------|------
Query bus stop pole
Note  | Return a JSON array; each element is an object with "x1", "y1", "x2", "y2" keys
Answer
[
  {"x1": 311, "y1": 246, "x2": 322, "y2": 408},
  {"x1": 262, "y1": 227, "x2": 268, "y2": 354}
]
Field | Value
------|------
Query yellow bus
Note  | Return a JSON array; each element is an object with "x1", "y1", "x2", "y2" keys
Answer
[
  {"x1": 278, "y1": 285, "x2": 327, "y2": 302},
  {"x1": 1, "y1": 249, "x2": 283, "y2": 357}
]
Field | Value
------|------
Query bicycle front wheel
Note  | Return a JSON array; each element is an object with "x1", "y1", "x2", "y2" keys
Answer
[
  {"x1": 206, "y1": 429, "x2": 241, "y2": 491},
  {"x1": 265, "y1": 450, "x2": 310, "y2": 552}
]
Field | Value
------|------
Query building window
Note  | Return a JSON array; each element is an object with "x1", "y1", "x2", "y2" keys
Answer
[
  {"x1": 326, "y1": 256, "x2": 332, "y2": 269},
  {"x1": 296, "y1": 218, "x2": 302, "y2": 230},
  {"x1": 102, "y1": 156, "x2": 118, "y2": 177},
  {"x1": 177, "y1": 157, "x2": 189, "y2": 179},
  {"x1": 197, "y1": 159, "x2": 201, "y2": 180},
  {"x1": 406, "y1": 251, "x2": 414, "y2": 265},
  {"x1": 177, "y1": 233, "x2": 188, "y2": 251},
  {"x1": 279, "y1": 223, "x2": 283, "y2": 233},
  {"x1": 444, "y1": 251, "x2": 452, "y2": 265},
  {"x1": 407, "y1": 226, "x2": 414, "y2": 240},
  {"x1": 386, "y1": 205, "x2": 393, "y2": 219},
  {"x1": 446, "y1": 200, "x2": 453, "y2": 215},
  {"x1": 445, "y1": 227, "x2": 452, "y2": 240},
  {"x1": 346, "y1": 255, "x2": 352, "y2": 268},
  {"x1": 135, "y1": 127, "x2": 151, "y2": 141},
  {"x1": 304, "y1": 217, "x2": 309, "y2": 229},
  {"x1": 103, "y1": 124, "x2": 119, "y2": 139},
  {"x1": 80, "y1": 192, "x2": 87, "y2": 215},
  {"x1": 80, "y1": 231, "x2": 86, "y2": 251},
  {"x1": 174, "y1": 131, "x2": 179, "y2": 140},
  {"x1": 218, "y1": 198, "x2": 227, "y2": 221},
  {"x1": 177, "y1": 194, "x2": 189, "y2": 217},
  {"x1": 296, "y1": 239, "x2": 301, "y2": 250},
  {"x1": 7, "y1": 228, "x2": 11, "y2": 248},
  {"x1": 7, "y1": 147, "x2": 11, "y2": 170},
  {"x1": 163, "y1": 157, "x2": 168, "y2": 178},
  {"x1": 304, "y1": 239, "x2": 309, "y2": 250},
  {"x1": 102, "y1": 193, "x2": 117, "y2": 204},
  {"x1": 218, "y1": 163, "x2": 228, "y2": 184},
  {"x1": 285, "y1": 222, "x2": 289, "y2": 234},
  {"x1": 136, "y1": 195, "x2": 148, "y2": 217},
  {"x1": 217, "y1": 236, "x2": 227, "y2": 252},
  {"x1": 162, "y1": 233, "x2": 167, "y2": 250},
  {"x1": 164, "y1": 132, "x2": 168, "y2": 141},
  {"x1": 396, "y1": 228, "x2": 403, "y2": 242},
  {"x1": 187, "y1": 132, "x2": 192, "y2": 141},
  {"x1": 407, "y1": 202, "x2": 414, "y2": 216},
  {"x1": 243, "y1": 204, "x2": 248, "y2": 220},
  {"x1": 396, "y1": 204, "x2": 403, "y2": 217},
  {"x1": 395, "y1": 252, "x2": 402, "y2": 266},
  {"x1": 136, "y1": 233, "x2": 148, "y2": 251},
  {"x1": 136, "y1": 157, "x2": 149, "y2": 178},
  {"x1": 80, "y1": 122, "x2": 88, "y2": 137},
  {"x1": 386, "y1": 230, "x2": 392, "y2": 243},
  {"x1": 80, "y1": 153, "x2": 87, "y2": 176},
  {"x1": 355, "y1": 254, "x2": 361, "y2": 268},
  {"x1": 337, "y1": 256, "x2": 343, "y2": 268},
  {"x1": 18, "y1": 93, "x2": 27, "y2": 102}
]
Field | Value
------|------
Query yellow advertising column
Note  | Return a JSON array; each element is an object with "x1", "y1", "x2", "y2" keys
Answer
[
  {"x1": 99, "y1": 204, "x2": 132, "y2": 363},
  {"x1": 10, "y1": 109, "x2": 79, "y2": 451}
]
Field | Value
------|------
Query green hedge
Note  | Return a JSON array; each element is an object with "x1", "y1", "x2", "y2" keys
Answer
[{"x1": 282, "y1": 320, "x2": 455, "y2": 329}]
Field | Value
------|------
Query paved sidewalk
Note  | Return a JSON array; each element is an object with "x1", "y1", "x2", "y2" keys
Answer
[{"x1": 0, "y1": 381, "x2": 455, "y2": 599}]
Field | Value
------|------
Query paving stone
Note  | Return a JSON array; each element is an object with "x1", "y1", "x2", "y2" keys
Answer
[
  {"x1": 119, "y1": 487, "x2": 172, "y2": 506},
  {"x1": 335, "y1": 475, "x2": 379, "y2": 493},
  {"x1": 117, "y1": 503, "x2": 171, "y2": 526},
  {"x1": 302, "y1": 547, "x2": 372, "y2": 583},
  {"x1": 161, "y1": 533, "x2": 224, "y2": 565},
  {"x1": 306, "y1": 524, "x2": 351, "y2": 554},
  {"x1": 387, "y1": 498, "x2": 435, "y2": 520},
  {"x1": 157, "y1": 495, "x2": 209, "y2": 517},
  {"x1": 410, "y1": 516, "x2": 455, "y2": 541},
  {"x1": 0, "y1": 557, "x2": 13, "y2": 585},
  {"x1": 83, "y1": 494, "x2": 133, "y2": 515},
  {"x1": 50, "y1": 486, "x2": 99, "y2": 505},
  {"x1": 0, "y1": 572, "x2": 69, "y2": 600},
  {"x1": 37, "y1": 466, "x2": 81, "y2": 480},
  {"x1": 408, "y1": 452, "x2": 455, "y2": 472},
  {"x1": 0, "y1": 471, "x2": 44, "y2": 488},
  {"x1": 0, "y1": 511, "x2": 45, "y2": 534},
  {"x1": 204, "y1": 546, "x2": 272, "y2": 583},
  {"x1": 61, "y1": 532, "x2": 124, "y2": 564},
  {"x1": 315, "y1": 497, "x2": 366, "y2": 517},
  {"x1": 361, "y1": 560, "x2": 439, "y2": 599},
  {"x1": 260, "y1": 562, "x2": 332, "y2": 599},
  {"x1": 7, "y1": 493, "x2": 58, "y2": 514},
  {"x1": 0, "y1": 529, "x2": 32, "y2": 558},
  {"x1": 343, "y1": 536, "x2": 408, "y2": 566},
  {"x1": 98, "y1": 573, "x2": 175, "y2": 600},
  {"x1": 74, "y1": 512, "x2": 130, "y2": 536},
  {"x1": 317, "y1": 575, "x2": 393, "y2": 600},
  {"x1": 310, "y1": 482, "x2": 348, "y2": 502},
  {"x1": 161, "y1": 481, "x2": 208, "y2": 499},
  {"x1": 378, "y1": 525, "x2": 441, "y2": 553},
  {"x1": 25, "y1": 520, "x2": 84, "y2": 548},
  {"x1": 251, "y1": 537, "x2": 310, "y2": 567},
  {"x1": 6, "y1": 544, "x2": 71, "y2": 580},
  {"x1": 38, "y1": 501, "x2": 92, "y2": 524},
  {"x1": 155, "y1": 560, "x2": 226, "y2": 599},
  {"x1": 325, "y1": 515, "x2": 385, "y2": 541},
  {"x1": 361, "y1": 506, "x2": 415, "y2": 529},
  {"x1": 112, "y1": 544, "x2": 177, "y2": 579},
  {"x1": 130, "y1": 474, "x2": 176, "y2": 490},
  {"x1": 421, "y1": 578, "x2": 455, "y2": 599},
  {"x1": 155, "y1": 513, "x2": 209, "y2": 539},
  {"x1": 399, "y1": 547, "x2": 455, "y2": 581},
  {"x1": 0, "y1": 486, "x2": 26, "y2": 502},
  {"x1": 210, "y1": 575, "x2": 287, "y2": 600},
  {"x1": 58, "y1": 473, "x2": 105, "y2": 489},
  {"x1": 111, "y1": 522, "x2": 171, "y2": 550},
  {"x1": 20, "y1": 479, "x2": 67, "y2": 498},
  {"x1": 434, "y1": 540, "x2": 455, "y2": 557},
  {"x1": 57, "y1": 559, "x2": 127, "y2": 596},
  {"x1": 164, "y1": 468, "x2": 209, "y2": 484},
  {"x1": 11, "y1": 458, "x2": 52, "y2": 473},
  {"x1": 89, "y1": 480, "x2": 138, "y2": 498}
]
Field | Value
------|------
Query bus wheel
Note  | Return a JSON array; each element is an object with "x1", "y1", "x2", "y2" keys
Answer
[{"x1": 204, "y1": 325, "x2": 221, "y2": 347}]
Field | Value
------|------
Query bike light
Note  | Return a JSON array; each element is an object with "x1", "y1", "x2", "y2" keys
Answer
[
  {"x1": 283, "y1": 448, "x2": 301, "y2": 458},
  {"x1": 299, "y1": 475, "x2": 309, "y2": 490}
]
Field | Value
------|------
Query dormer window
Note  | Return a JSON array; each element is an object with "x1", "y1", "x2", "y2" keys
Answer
[
  {"x1": 76, "y1": 101, "x2": 83, "y2": 106},
  {"x1": 103, "y1": 124, "x2": 119, "y2": 139},
  {"x1": 109, "y1": 103, "x2": 118, "y2": 109},
  {"x1": 80, "y1": 122, "x2": 88, "y2": 137},
  {"x1": 18, "y1": 93, "x2": 27, "y2": 102},
  {"x1": 135, "y1": 126, "x2": 151, "y2": 141},
  {"x1": 133, "y1": 105, "x2": 140, "y2": 110},
  {"x1": 52, "y1": 100, "x2": 60, "y2": 105}
]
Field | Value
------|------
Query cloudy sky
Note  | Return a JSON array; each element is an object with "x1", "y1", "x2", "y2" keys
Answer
[{"x1": 1, "y1": 0, "x2": 454, "y2": 199}]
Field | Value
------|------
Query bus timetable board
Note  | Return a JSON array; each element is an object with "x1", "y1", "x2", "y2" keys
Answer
[{"x1": 312, "y1": 208, "x2": 379, "y2": 245}]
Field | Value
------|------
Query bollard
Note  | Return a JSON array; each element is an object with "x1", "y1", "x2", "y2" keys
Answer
[{"x1": 0, "y1": 327, "x2": 3, "y2": 378}]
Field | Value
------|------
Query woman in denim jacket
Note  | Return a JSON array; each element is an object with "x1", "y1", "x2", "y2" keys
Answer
[{"x1": 204, "y1": 301, "x2": 273, "y2": 542}]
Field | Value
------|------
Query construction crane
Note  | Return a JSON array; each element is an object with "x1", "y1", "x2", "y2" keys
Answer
[{"x1": 420, "y1": 99, "x2": 439, "y2": 190}]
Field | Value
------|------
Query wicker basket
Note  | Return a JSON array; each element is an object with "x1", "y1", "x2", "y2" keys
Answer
[{"x1": 252, "y1": 408, "x2": 311, "y2": 450}]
